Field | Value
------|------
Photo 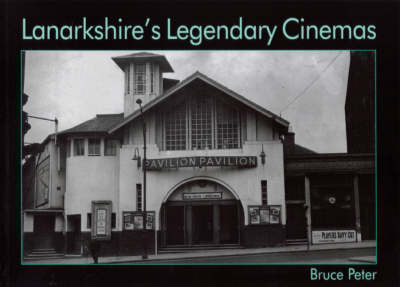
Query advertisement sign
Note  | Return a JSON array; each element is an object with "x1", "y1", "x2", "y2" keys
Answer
[
  {"x1": 269, "y1": 206, "x2": 281, "y2": 224},
  {"x1": 96, "y1": 209, "x2": 106, "y2": 235},
  {"x1": 123, "y1": 213, "x2": 134, "y2": 230},
  {"x1": 91, "y1": 201, "x2": 112, "y2": 241},
  {"x1": 259, "y1": 208, "x2": 270, "y2": 224},
  {"x1": 312, "y1": 230, "x2": 356, "y2": 244},
  {"x1": 35, "y1": 157, "x2": 50, "y2": 207},
  {"x1": 145, "y1": 212, "x2": 155, "y2": 230},
  {"x1": 249, "y1": 206, "x2": 260, "y2": 224},
  {"x1": 133, "y1": 214, "x2": 143, "y2": 229}
]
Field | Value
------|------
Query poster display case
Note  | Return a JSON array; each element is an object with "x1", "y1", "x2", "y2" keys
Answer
[
  {"x1": 123, "y1": 211, "x2": 155, "y2": 230},
  {"x1": 91, "y1": 201, "x2": 112, "y2": 241},
  {"x1": 248, "y1": 205, "x2": 281, "y2": 225}
]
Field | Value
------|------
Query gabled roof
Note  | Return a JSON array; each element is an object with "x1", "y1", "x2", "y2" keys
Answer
[
  {"x1": 59, "y1": 113, "x2": 124, "y2": 135},
  {"x1": 109, "y1": 71, "x2": 289, "y2": 133},
  {"x1": 112, "y1": 52, "x2": 174, "y2": 73}
]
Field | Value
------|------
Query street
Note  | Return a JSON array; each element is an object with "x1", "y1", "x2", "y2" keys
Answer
[{"x1": 117, "y1": 248, "x2": 375, "y2": 264}]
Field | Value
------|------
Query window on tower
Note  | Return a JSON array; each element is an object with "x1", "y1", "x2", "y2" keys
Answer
[
  {"x1": 125, "y1": 66, "x2": 130, "y2": 93},
  {"x1": 135, "y1": 63, "x2": 146, "y2": 94},
  {"x1": 150, "y1": 63, "x2": 154, "y2": 94}
]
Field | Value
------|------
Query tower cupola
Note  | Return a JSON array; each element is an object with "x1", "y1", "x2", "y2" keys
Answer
[{"x1": 112, "y1": 52, "x2": 174, "y2": 117}]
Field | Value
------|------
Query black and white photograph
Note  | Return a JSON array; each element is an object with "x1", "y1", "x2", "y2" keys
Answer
[{"x1": 21, "y1": 50, "x2": 376, "y2": 265}]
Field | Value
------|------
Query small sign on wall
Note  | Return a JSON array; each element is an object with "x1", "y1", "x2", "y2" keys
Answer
[
  {"x1": 312, "y1": 230, "x2": 356, "y2": 244},
  {"x1": 183, "y1": 192, "x2": 222, "y2": 200},
  {"x1": 91, "y1": 201, "x2": 112, "y2": 241}
]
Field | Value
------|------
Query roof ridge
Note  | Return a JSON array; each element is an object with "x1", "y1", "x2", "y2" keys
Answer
[
  {"x1": 96, "y1": 113, "x2": 124, "y2": 117},
  {"x1": 109, "y1": 71, "x2": 289, "y2": 134}
]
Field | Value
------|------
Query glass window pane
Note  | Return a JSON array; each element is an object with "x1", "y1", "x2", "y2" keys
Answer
[
  {"x1": 74, "y1": 139, "x2": 85, "y2": 156},
  {"x1": 216, "y1": 102, "x2": 240, "y2": 149},
  {"x1": 135, "y1": 63, "x2": 146, "y2": 94},
  {"x1": 191, "y1": 96, "x2": 212, "y2": 150},
  {"x1": 165, "y1": 103, "x2": 186, "y2": 151},
  {"x1": 105, "y1": 139, "x2": 117, "y2": 156},
  {"x1": 88, "y1": 139, "x2": 101, "y2": 156}
]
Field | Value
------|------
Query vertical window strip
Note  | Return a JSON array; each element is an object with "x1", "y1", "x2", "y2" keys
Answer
[
  {"x1": 87, "y1": 213, "x2": 92, "y2": 228},
  {"x1": 135, "y1": 63, "x2": 146, "y2": 94},
  {"x1": 150, "y1": 63, "x2": 154, "y2": 93},
  {"x1": 216, "y1": 101, "x2": 240, "y2": 149},
  {"x1": 165, "y1": 103, "x2": 187, "y2": 150},
  {"x1": 191, "y1": 96, "x2": 212, "y2": 150},
  {"x1": 66, "y1": 140, "x2": 71, "y2": 157},
  {"x1": 261, "y1": 180, "x2": 268, "y2": 205},
  {"x1": 136, "y1": 184, "x2": 142, "y2": 211},
  {"x1": 126, "y1": 65, "x2": 130, "y2": 93}
]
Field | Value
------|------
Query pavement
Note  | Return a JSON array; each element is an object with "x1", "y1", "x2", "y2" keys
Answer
[{"x1": 23, "y1": 240, "x2": 376, "y2": 265}]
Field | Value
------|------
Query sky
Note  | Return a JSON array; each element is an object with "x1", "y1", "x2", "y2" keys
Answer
[{"x1": 24, "y1": 51, "x2": 350, "y2": 153}]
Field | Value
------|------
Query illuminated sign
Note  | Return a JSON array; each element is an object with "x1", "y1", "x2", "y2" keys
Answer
[{"x1": 145, "y1": 156, "x2": 257, "y2": 170}]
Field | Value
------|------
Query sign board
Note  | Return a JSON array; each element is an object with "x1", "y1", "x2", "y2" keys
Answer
[
  {"x1": 91, "y1": 201, "x2": 112, "y2": 241},
  {"x1": 183, "y1": 192, "x2": 222, "y2": 200},
  {"x1": 145, "y1": 156, "x2": 257, "y2": 170},
  {"x1": 312, "y1": 230, "x2": 356, "y2": 244}
]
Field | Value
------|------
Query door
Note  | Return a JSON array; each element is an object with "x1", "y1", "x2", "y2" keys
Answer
[
  {"x1": 67, "y1": 215, "x2": 81, "y2": 254},
  {"x1": 33, "y1": 214, "x2": 55, "y2": 249},
  {"x1": 192, "y1": 205, "x2": 213, "y2": 244},
  {"x1": 286, "y1": 203, "x2": 307, "y2": 240},
  {"x1": 166, "y1": 206, "x2": 185, "y2": 245},
  {"x1": 219, "y1": 205, "x2": 239, "y2": 244}
]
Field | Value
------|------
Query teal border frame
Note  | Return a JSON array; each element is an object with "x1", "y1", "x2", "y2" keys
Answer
[{"x1": 20, "y1": 49, "x2": 377, "y2": 266}]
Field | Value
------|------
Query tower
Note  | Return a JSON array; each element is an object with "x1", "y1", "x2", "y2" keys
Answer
[{"x1": 112, "y1": 52, "x2": 174, "y2": 117}]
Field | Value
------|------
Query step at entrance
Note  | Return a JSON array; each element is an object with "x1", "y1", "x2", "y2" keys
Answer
[
  {"x1": 159, "y1": 244, "x2": 243, "y2": 254},
  {"x1": 24, "y1": 248, "x2": 65, "y2": 260},
  {"x1": 286, "y1": 239, "x2": 308, "y2": 245}
]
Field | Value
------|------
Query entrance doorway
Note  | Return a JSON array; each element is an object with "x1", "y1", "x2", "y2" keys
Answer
[
  {"x1": 67, "y1": 215, "x2": 81, "y2": 254},
  {"x1": 220, "y1": 205, "x2": 238, "y2": 244},
  {"x1": 192, "y1": 205, "x2": 213, "y2": 244},
  {"x1": 166, "y1": 206, "x2": 185, "y2": 245},
  {"x1": 161, "y1": 179, "x2": 243, "y2": 247},
  {"x1": 286, "y1": 203, "x2": 307, "y2": 240},
  {"x1": 33, "y1": 214, "x2": 55, "y2": 250}
]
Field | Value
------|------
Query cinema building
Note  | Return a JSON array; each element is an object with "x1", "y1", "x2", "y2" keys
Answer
[{"x1": 22, "y1": 52, "x2": 375, "y2": 258}]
